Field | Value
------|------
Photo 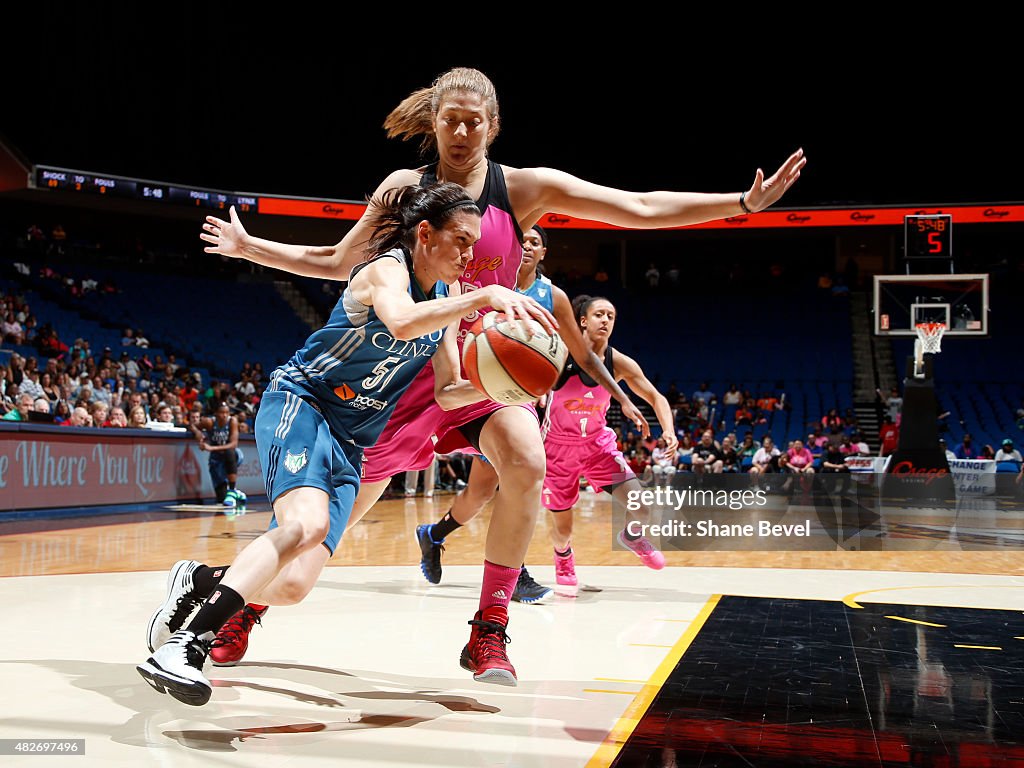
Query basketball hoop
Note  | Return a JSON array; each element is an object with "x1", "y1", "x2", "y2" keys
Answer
[
  {"x1": 915, "y1": 322, "x2": 945, "y2": 355},
  {"x1": 913, "y1": 322, "x2": 945, "y2": 379}
]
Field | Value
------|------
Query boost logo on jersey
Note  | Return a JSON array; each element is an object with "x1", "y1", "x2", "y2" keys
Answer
[{"x1": 334, "y1": 383, "x2": 388, "y2": 411}]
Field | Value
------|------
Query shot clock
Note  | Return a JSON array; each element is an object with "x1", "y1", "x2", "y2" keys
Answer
[{"x1": 904, "y1": 214, "x2": 952, "y2": 260}]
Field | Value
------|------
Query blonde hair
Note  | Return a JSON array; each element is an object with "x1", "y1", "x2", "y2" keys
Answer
[{"x1": 383, "y1": 67, "x2": 500, "y2": 156}]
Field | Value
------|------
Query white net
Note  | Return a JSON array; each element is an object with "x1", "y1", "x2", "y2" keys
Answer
[{"x1": 915, "y1": 322, "x2": 945, "y2": 355}]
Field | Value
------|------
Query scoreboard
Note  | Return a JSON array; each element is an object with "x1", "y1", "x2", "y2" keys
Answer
[{"x1": 34, "y1": 166, "x2": 258, "y2": 214}]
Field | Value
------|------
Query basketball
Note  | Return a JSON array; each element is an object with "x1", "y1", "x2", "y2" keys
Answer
[{"x1": 462, "y1": 311, "x2": 568, "y2": 405}]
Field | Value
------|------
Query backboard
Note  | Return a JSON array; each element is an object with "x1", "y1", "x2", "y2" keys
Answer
[{"x1": 873, "y1": 273, "x2": 989, "y2": 337}]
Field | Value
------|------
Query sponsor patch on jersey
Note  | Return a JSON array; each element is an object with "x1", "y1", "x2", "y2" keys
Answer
[
  {"x1": 334, "y1": 383, "x2": 388, "y2": 411},
  {"x1": 284, "y1": 448, "x2": 308, "y2": 474},
  {"x1": 334, "y1": 383, "x2": 357, "y2": 400}
]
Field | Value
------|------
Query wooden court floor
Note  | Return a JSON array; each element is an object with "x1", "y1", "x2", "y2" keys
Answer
[{"x1": 2, "y1": 488, "x2": 1024, "y2": 767}]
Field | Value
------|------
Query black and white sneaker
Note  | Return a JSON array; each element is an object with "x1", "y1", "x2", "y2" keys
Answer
[
  {"x1": 512, "y1": 567, "x2": 553, "y2": 604},
  {"x1": 146, "y1": 560, "x2": 205, "y2": 653},
  {"x1": 137, "y1": 630, "x2": 214, "y2": 706}
]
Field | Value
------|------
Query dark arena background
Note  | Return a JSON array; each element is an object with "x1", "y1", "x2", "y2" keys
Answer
[{"x1": 2, "y1": 16, "x2": 1024, "y2": 768}]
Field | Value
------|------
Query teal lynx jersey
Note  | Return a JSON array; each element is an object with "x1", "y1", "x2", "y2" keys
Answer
[{"x1": 266, "y1": 248, "x2": 448, "y2": 447}]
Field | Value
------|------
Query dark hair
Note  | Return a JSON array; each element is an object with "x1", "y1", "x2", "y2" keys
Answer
[
  {"x1": 571, "y1": 294, "x2": 613, "y2": 327},
  {"x1": 365, "y1": 182, "x2": 480, "y2": 257},
  {"x1": 530, "y1": 224, "x2": 548, "y2": 248}
]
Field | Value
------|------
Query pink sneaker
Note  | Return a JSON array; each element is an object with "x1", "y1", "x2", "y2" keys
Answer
[
  {"x1": 554, "y1": 550, "x2": 577, "y2": 586},
  {"x1": 617, "y1": 530, "x2": 666, "y2": 570}
]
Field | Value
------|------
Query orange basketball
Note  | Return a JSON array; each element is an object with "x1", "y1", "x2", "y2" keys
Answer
[{"x1": 462, "y1": 311, "x2": 568, "y2": 405}]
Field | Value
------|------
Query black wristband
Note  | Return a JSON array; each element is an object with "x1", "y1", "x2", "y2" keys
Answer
[{"x1": 738, "y1": 191, "x2": 753, "y2": 214}]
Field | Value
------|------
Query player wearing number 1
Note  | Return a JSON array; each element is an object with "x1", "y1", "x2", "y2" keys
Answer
[{"x1": 542, "y1": 295, "x2": 677, "y2": 587}]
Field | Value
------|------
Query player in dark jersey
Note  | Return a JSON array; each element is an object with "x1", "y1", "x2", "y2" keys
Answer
[
  {"x1": 138, "y1": 181, "x2": 555, "y2": 705},
  {"x1": 189, "y1": 402, "x2": 244, "y2": 510},
  {"x1": 198, "y1": 68, "x2": 804, "y2": 681}
]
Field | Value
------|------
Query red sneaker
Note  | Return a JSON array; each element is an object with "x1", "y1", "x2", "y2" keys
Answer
[
  {"x1": 460, "y1": 605, "x2": 516, "y2": 686},
  {"x1": 210, "y1": 604, "x2": 268, "y2": 667}
]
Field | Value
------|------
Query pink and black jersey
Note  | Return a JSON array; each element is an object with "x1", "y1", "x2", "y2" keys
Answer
[
  {"x1": 360, "y1": 161, "x2": 530, "y2": 482},
  {"x1": 542, "y1": 347, "x2": 616, "y2": 443},
  {"x1": 420, "y1": 161, "x2": 523, "y2": 354}
]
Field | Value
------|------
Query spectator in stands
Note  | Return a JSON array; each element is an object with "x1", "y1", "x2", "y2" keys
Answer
[
  {"x1": 820, "y1": 407, "x2": 844, "y2": 432},
  {"x1": 67, "y1": 406, "x2": 92, "y2": 427},
  {"x1": 820, "y1": 440, "x2": 850, "y2": 473},
  {"x1": 19, "y1": 370, "x2": 44, "y2": 401},
  {"x1": 50, "y1": 223, "x2": 67, "y2": 255},
  {"x1": 749, "y1": 435, "x2": 781, "y2": 475},
  {"x1": 135, "y1": 331, "x2": 150, "y2": 349},
  {"x1": 953, "y1": 433, "x2": 978, "y2": 460},
  {"x1": 108, "y1": 406, "x2": 128, "y2": 428},
  {"x1": 787, "y1": 439, "x2": 816, "y2": 474},
  {"x1": 26, "y1": 223, "x2": 45, "y2": 247},
  {"x1": 121, "y1": 328, "x2": 135, "y2": 346},
  {"x1": 692, "y1": 382, "x2": 714, "y2": 407},
  {"x1": 166, "y1": 354, "x2": 180, "y2": 376},
  {"x1": 2, "y1": 311, "x2": 25, "y2": 344},
  {"x1": 180, "y1": 378, "x2": 200, "y2": 413},
  {"x1": 52, "y1": 400, "x2": 72, "y2": 425},
  {"x1": 756, "y1": 391, "x2": 785, "y2": 421},
  {"x1": 877, "y1": 385, "x2": 902, "y2": 423},
  {"x1": 807, "y1": 427, "x2": 829, "y2": 451},
  {"x1": 32, "y1": 397, "x2": 51, "y2": 415},
  {"x1": 939, "y1": 439, "x2": 957, "y2": 463},
  {"x1": 644, "y1": 262, "x2": 660, "y2": 289},
  {"x1": 650, "y1": 436, "x2": 677, "y2": 483},
  {"x1": 719, "y1": 435, "x2": 740, "y2": 473},
  {"x1": 147, "y1": 402, "x2": 178, "y2": 430},
  {"x1": 628, "y1": 447, "x2": 651, "y2": 479},
  {"x1": 2, "y1": 393, "x2": 33, "y2": 421},
  {"x1": 40, "y1": 372, "x2": 60, "y2": 405},
  {"x1": 879, "y1": 417, "x2": 900, "y2": 457},
  {"x1": 691, "y1": 430, "x2": 723, "y2": 474},
  {"x1": 736, "y1": 432, "x2": 759, "y2": 463},
  {"x1": 128, "y1": 405, "x2": 149, "y2": 428},
  {"x1": 91, "y1": 375, "x2": 113, "y2": 406},
  {"x1": 234, "y1": 372, "x2": 256, "y2": 399},
  {"x1": 996, "y1": 439, "x2": 1023, "y2": 464},
  {"x1": 91, "y1": 402, "x2": 110, "y2": 428},
  {"x1": 119, "y1": 352, "x2": 140, "y2": 380},
  {"x1": 722, "y1": 382, "x2": 742, "y2": 409},
  {"x1": 7, "y1": 353, "x2": 25, "y2": 387},
  {"x1": 675, "y1": 432, "x2": 694, "y2": 466},
  {"x1": 980, "y1": 444, "x2": 996, "y2": 460}
]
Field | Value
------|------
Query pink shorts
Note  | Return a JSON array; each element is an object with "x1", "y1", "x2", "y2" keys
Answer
[
  {"x1": 361, "y1": 362, "x2": 531, "y2": 483},
  {"x1": 542, "y1": 427, "x2": 635, "y2": 511}
]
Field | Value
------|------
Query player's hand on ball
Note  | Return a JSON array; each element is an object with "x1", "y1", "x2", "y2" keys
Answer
[
  {"x1": 201, "y1": 205, "x2": 248, "y2": 259},
  {"x1": 482, "y1": 286, "x2": 558, "y2": 337}
]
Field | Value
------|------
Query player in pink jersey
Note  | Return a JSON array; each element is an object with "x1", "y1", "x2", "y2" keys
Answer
[
  {"x1": 542, "y1": 295, "x2": 677, "y2": 587},
  {"x1": 200, "y1": 67, "x2": 804, "y2": 684},
  {"x1": 411, "y1": 225, "x2": 649, "y2": 602}
]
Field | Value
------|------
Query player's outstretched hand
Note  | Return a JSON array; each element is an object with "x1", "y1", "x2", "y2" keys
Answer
[
  {"x1": 200, "y1": 205, "x2": 248, "y2": 259},
  {"x1": 743, "y1": 148, "x2": 806, "y2": 213}
]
